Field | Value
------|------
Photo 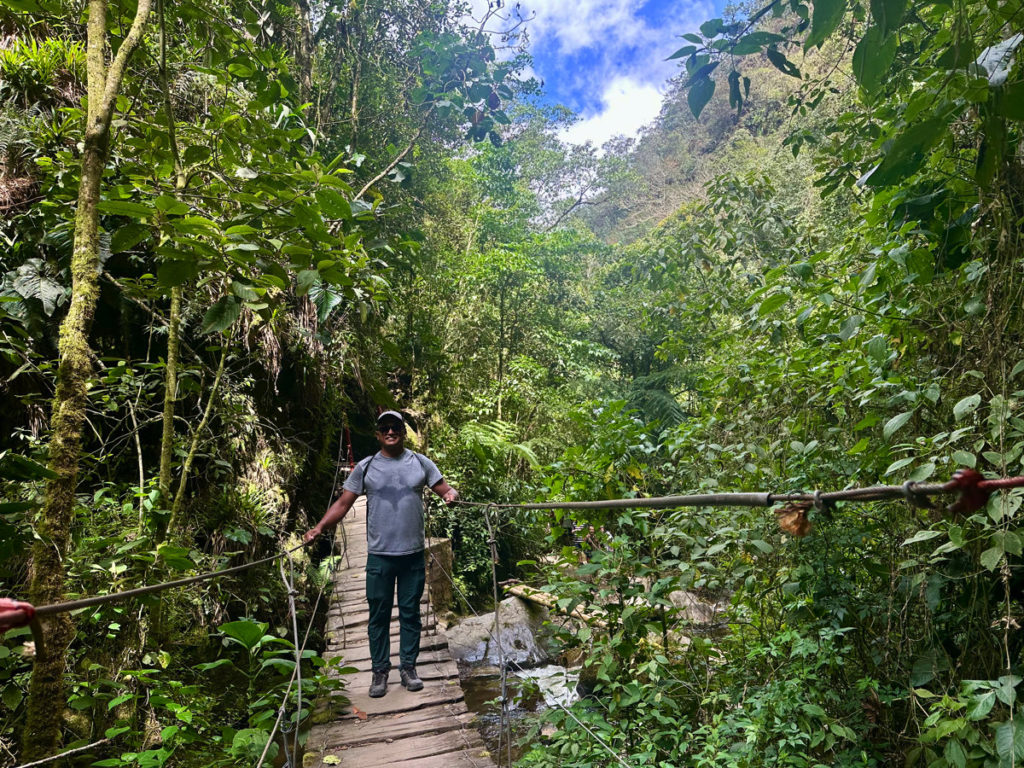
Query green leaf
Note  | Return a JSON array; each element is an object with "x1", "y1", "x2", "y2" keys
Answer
[
  {"x1": 869, "y1": 0, "x2": 907, "y2": 36},
  {"x1": 183, "y1": 145, "x2": 211, "y2": 165},
  {"x1": 953, "y1": 394, "x2": 982, "y2": 421},
  {"x1": 944, "y1": 739, "x2": 966, "y2": 768},
  {"x1": 98, "y1": 200, "x2": 152, "y2": 219},
  {"x1": 220, "y1": 620, "x2": 269, "y2": 652},
  {"x1": 110, "y1": 224, "x2": 151, "y2": 254},
  {"x1": 765, "y1": 47, "x2": 802, "y2": 78},
  {"x1": 805, "y1": 0, "x2": 846, "y2": 49},
  {"x1": 157, "y1": 544, "x2": 196, "y2": 571},
  {"x1": 909, "y1": 462, "x2": 936, "y2": 482},
  {"x1": 0, "y1": 0, "x2": 43, "y2": 12},
  {"x1": 227, "y1": 62, "x2": 254, "y2": 78},
  {"x1": 976, "y1": 33, "x2": 1023, "y2": 86},
  {"x1": 865, "y1": 334, "x2": 888, "y2": 363},
  {"x1": 860, "y1": 116, "x2": 950, "y2": 187},
  {"x1": 156, "y1": 260, "x2": 197, "y2": 288},
  {"x1": 2, "y1": 684, "x2": 22, "y2": 709},
  {"x1": 903, "y1": 529, "x2": 942, "y2": 546},
  {"x1": 700, "y1": 18, "x2": 724, "y2": 36},
  {"x1": 995, "y1": 675, "x2": 1020, "y2": 706},
  {"x1": 732, "y1": 31, "x2": 785, "y2": 55},
  {"x1": 108, "y1": 692, "x2": 134, "y2": 710},
  {"x1": 230, "y1": 282, "x2": 260, "y2": 301},
  {"x1": 838, "y1": 314, "x2": 863, "y2": 341},
  {"x1": 995, "y1": 719, "x2": 1024, "y2": 762},
  {"x1": 966, "y1": 690, "x2": 996, "y2": 720},
  {"x1": 296, "y1": 270, "x2": 319, "y2": 297},
  {"x1": 201, "y1": 295, "x2": 241, "y2": 334},
  {"x1": 980, "y1": 546, "x2": 1003, "y2": 571},
  {"x1": 883, "y1": 411, "x2": 914, "y2": 440},
  {"x1": 951, "y1": 450, "x2": 976, "y2": 468},
  {"x1": 852, "y1": 25, "x2": 898, "y2": 95},
  {"x1": 885, "y1": 457, "x2": 915, "y2": 475},
  {"x1": 758, "y1": 293, "x2": 788, "y2": 316},
  {"x1": 667, "y1": 45, "x2": 697, "y2": 60},
  {"x1": 154, "y1": 195, "x2": 190, "y2": 215},
  {"x1": 316, "y1": 188, "x2": 352, "y2": 220},
  {"x1": 0, "y1": 452, "x2": 57, "y2": 480},
  {"x1": 687, "y1": 77, "x2": 715, "y2": 118},
  {"x1": 848, "y1": 437, "x2": 869, "y2": 455}
]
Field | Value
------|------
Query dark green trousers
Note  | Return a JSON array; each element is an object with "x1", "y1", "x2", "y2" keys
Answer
[{"x1": 365, "y1": 552, "x2": 425, "y2": 672}]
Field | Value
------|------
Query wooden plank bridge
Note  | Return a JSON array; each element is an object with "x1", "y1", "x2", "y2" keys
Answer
[{"x1": 305, "y1": 498, "x2": 496, "y2": 768}]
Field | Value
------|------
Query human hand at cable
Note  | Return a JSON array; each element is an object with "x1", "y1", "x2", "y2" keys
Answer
[
  {"x1": 303, "y1": 525, "x2": 323, "y2": 544},
  {"x1": 442, "y1": 487, "x2": 459, "y2": 505}
]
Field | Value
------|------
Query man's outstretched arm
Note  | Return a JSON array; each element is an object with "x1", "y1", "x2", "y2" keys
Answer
[
  {"x1": 431, "y1": 480, "x2": 459, "y2": 505},
  {"x1": 304, "y1": 489, "x2": 359, "y2": 543}
]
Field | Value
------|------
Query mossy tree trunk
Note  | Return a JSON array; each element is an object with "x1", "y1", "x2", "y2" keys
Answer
[
  {"x1": 21, "y1": 0, "x2": 152, "y2": 758},
  {"x1": 156, "y1": 0, "x2": 184, "y2": 520}
]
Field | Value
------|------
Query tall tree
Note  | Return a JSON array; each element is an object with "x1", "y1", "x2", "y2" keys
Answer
[{"x1": 21, "y1": 0, "x2": 153, "y2": 757}]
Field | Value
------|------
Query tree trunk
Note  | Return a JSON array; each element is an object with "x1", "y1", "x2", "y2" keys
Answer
[
  {"x1": 158, "y1": 285, "x2": 181, "y2": 507},
  {"x1": 21, "y1": 0, "x2": 152, "y2": 757},
  {"x1": 157, "y1": 0, "x2": 184, "y2": 517}
]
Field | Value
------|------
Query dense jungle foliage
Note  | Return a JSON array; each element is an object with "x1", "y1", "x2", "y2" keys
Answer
[{"x1": 0, "y1": 0, "x2": 1022, "y2": 765}]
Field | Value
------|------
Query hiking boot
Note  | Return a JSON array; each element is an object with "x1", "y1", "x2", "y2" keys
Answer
[
  {"x1": 369, "y1": 668, "x2": 389, "y2": 698},
  {"x1": 399, "y1": 665, "x2": 423, "y2": 692}
]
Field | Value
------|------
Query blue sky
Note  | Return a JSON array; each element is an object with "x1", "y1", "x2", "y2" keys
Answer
[{"x1": 469, "y1": 0, "x2": 726, "y2": 146}]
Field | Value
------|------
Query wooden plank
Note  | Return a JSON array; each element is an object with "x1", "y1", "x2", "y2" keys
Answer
[
  {"x1": 308, "y1": 729, "x2": 492, "y2": 768},
  {"x1": 327, "y1": 634, "x2": 449, "y2": 663},
  {"x1": 344, "y1": 660, "x2": 459, "y2": 690},
  {"x1": 316, "y1": 707, "x2": 475, "y2": 748},
  {"x1": 339, "y1": 676, "x2": 465, "y2": 716}
]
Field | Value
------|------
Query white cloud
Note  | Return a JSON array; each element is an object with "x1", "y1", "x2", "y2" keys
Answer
[{"x1": 559, "y1": 76, "x2": 663, "y2": 148}]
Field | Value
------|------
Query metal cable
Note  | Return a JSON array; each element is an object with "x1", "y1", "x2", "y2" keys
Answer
[
  {"x1": 448, "y1": 474, "x2": 1024, "y2": 512},
  {"x1": 31, "y1": 543, "x2": 308, "y2": 618},
  {"x1": 11, "y1": 739, "x2": 110, "y2": 768}
]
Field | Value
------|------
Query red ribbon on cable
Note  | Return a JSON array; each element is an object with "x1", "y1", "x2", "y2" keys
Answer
[
  {"x1": 947, "y1": 469, "x2": 1024, "y2": 515},
  {"x1": 0, "y1": 598, "x2": 36, "y2": 630}
]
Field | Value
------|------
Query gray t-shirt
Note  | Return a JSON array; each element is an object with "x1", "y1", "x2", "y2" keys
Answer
[{"x1": 343, "y1": 449, "x2": 443, "y2": 556}]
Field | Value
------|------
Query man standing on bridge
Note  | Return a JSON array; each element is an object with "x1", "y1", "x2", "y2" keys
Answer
[{"x1": 304, "y1": 410, "x2": 459, "y2": 698}]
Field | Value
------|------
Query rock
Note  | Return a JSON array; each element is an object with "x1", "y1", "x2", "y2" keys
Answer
[
  {"x1": 667, "y1": 590, "x2": 724, "y2": 624},
  {"x1": 447, "y1": 596, "x2": 554, "y2": 670}
]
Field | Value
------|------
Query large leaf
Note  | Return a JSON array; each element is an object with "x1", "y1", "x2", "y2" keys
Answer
[
  {"x1": 953, "y1": 394, "x2": 982, "y2": 421},
  {"x1": 883, "y1": 410, "x2": 914, "y2": 440},
  {"x1": 852, "y1": 25, "x2": 898, "y2": 96},
  {"x1": 316, "y1": 188, "x2": 352, "y2": 220},
  {"x1": 98, "y1": 200, "x2": 152, "y2": 219},
  {"x1": 220, "y1": 620, "x2": 270, "y2": 652},
  {"x1": 860, "y1": 116, "x2": 949, "y2": 187},
  {"x1": 12, "y1": 259, "x2": 65, "y2": 316},
  {"x1": 110, "y1": 224, "x2": 151, "y2": 254},
  {"x1": 766, "y1": 47, "x2": 802, "y2": 78},
  {"x1": 732, "y1": 31, "x2": 785, "y2": 55},
  {"x1": 157, "y1": 260, "x2": 198, "y2": 288},
  {"x1": 869, "y1": 0, "x2": 907, "y2": 37},
  {"x1": 688, "y1": 76, "x2": 715, "y2": 118},
  {"x1": 805, "y1": 0, "x2": 846, "y2": 50},
  {"x1": 201, "y1": 295, "x2": 242, "y2": 334},
  {"x1": 0, "y1": 451, "x2": 57, "y2": 480},
  {"x1": 995, "y1": 719, "x2": 1024, "y2": 763}
]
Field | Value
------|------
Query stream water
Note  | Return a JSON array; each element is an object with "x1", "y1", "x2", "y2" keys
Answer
[{"x1": 460, "y1": 664, "x2": 579, "y2": 766}]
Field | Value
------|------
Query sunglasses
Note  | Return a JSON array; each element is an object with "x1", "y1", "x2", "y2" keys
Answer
[{"x1": 377, "y1": 423, "x2": 405, "y2": 434}]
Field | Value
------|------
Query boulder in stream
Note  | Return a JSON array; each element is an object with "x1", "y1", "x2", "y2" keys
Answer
[{"x1": 447, "y1": 596, "x2": 555, "y2": 671}]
